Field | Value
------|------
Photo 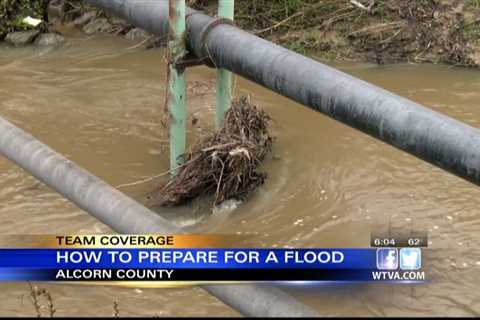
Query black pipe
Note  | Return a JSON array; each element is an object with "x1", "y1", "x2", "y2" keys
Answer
[
  {"x1": 0, "y1": 115, "x2": 317, "y2": 318},
  {"x1": 189, "y1": 16, "x2": 480, "y2": 185},
  {"x1": 86, "y1": 0, "x2": 480, "y2": 185}
]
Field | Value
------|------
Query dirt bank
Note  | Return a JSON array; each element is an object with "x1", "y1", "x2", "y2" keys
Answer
[
  {"x1": 1, "y1": 0, "x2": 479, "y2": 67},
  {"x1": 193, "y1": 0, "x2": 480, "y2": 67}
]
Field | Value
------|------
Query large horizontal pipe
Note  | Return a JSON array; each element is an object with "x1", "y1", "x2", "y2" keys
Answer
[
  {"x1": 86, "y1": 0, "x2": 480, "y2": 185},
  {"x1": 0, "y1": 116, "x2": 317, "y2": 317}
]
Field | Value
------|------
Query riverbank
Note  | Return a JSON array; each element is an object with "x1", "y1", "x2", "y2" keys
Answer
[
  {"x1": 195, "y1": 0, "x2": 480, "y2": 67},
  {"x1": 1, "y1": 0, "x2": 479, "y2": 67}
]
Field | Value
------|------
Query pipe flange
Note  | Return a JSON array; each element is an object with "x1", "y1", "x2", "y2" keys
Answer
[{"x1": 194, "y1": 17, "x2": 235, "y2": 68}]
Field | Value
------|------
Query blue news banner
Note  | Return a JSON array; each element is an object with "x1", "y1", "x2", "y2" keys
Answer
[{"x1": 0, "y1": 248, "x2": 424, "y2": 282}]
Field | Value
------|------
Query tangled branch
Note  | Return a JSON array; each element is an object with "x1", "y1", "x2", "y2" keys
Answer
[{"x1": 149, "y1": 96, "x2": 273, "y2": 207}]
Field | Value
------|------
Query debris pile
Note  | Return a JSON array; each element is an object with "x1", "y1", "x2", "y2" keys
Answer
[{"x1": 152, "y1": 96, "x2": 273, "y2": 207}]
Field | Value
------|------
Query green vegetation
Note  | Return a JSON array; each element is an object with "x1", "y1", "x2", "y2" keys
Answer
[
  {"x1": 0, "y1": 0, "x2": 47, "y2": 38},
  {"x1": 467, "y1": 0, "x2": 480, "y2": 10},
  {"x1": 464, "y1": 0, "x2": 480, "y2": 45}
]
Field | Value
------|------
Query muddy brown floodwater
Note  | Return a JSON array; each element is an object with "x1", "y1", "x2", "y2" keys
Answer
[{"x1": 0, "y1": 32, "x2": 479, "y2": 317}]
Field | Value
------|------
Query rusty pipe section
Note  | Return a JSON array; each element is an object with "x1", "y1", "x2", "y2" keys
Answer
[
  {"x1": 86, "y1": 0, "x2": 480, "y2": 186},
  {"x1": 0, "y1": 116, "x2": 318, "y2": 317}
]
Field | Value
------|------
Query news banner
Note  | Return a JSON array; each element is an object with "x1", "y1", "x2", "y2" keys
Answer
[{"x1": 0, "y1": 234, "x2": 427, "y2": 284}]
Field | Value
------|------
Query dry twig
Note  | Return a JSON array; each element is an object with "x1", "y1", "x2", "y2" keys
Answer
[
  {"x1": 350, "y1": 0, "x2": 375, "y2": 12},
  {"x1": 27, "y1": 283, "x2": 56, "y2": 318},
  {"x1": 113, "y1": 301, "x2": 120, "y2": 317}
]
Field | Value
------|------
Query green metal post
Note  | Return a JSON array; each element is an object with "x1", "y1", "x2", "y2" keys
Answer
[
  {"x1": 168, "y1": 0, "x2": 187, "y2": 174},
  {"x1": 215, "y1": 0, "x2": 234, "y2": 128}
]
